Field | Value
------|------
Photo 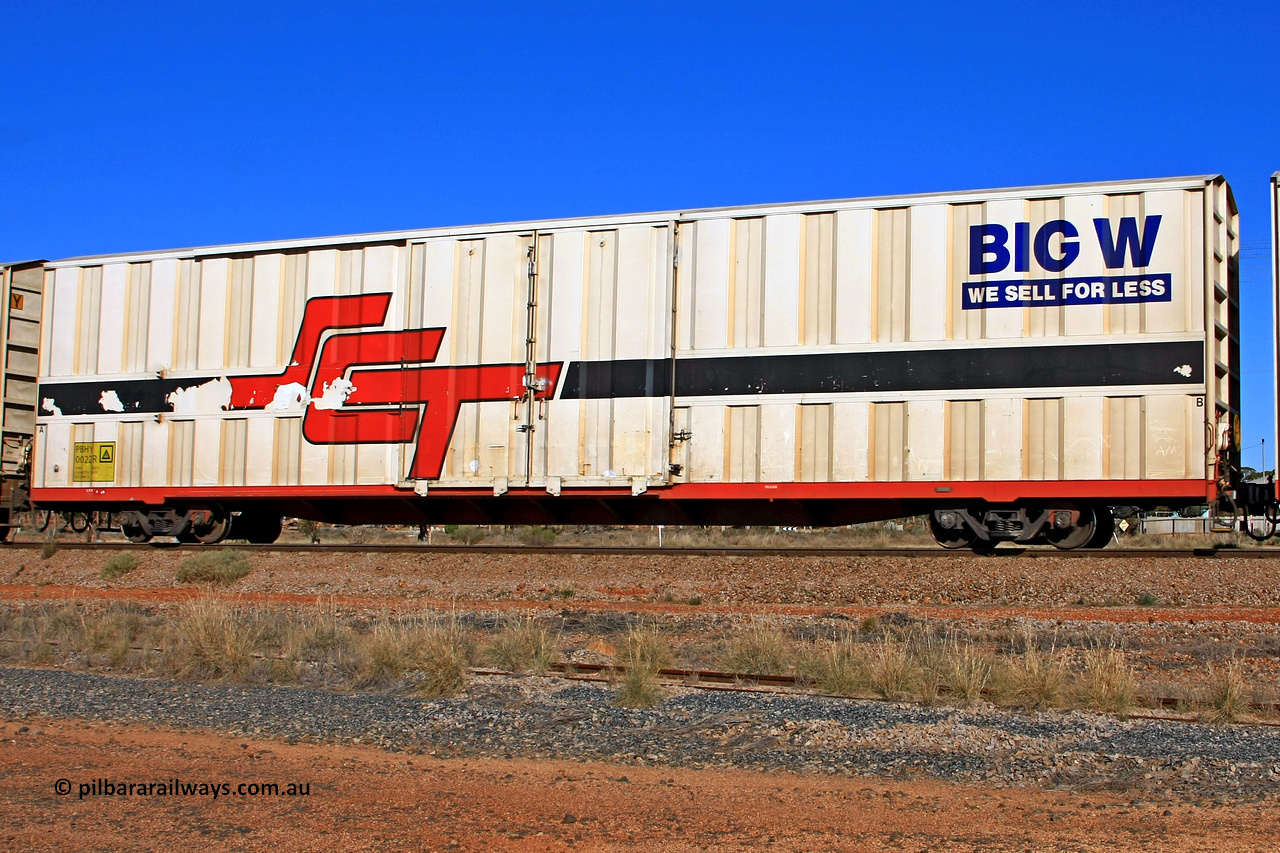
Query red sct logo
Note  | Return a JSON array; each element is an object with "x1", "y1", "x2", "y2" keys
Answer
[{"x1": 224, "y1": 293, "x2": 561, "y2": 480}]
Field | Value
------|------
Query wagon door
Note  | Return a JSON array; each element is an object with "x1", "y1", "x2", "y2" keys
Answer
[
  {"x1": 534, "y1": 222, "x2": 676, "y2": 495},
  {"x1": 402, "y1": 231, "x2": 539, "y2": 493}
]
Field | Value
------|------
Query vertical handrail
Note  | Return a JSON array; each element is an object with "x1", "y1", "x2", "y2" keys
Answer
[
  {"x1": 665, "y1": 221, "x2": 681, "y2": 483},
  {"x1": 522, "y1": 235, "x2": 540, "y2": 486}
]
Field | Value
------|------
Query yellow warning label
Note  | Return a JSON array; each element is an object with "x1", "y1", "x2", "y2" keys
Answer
[{"x1": 72, "y1": 442, "x2": 115, "y2": 482}]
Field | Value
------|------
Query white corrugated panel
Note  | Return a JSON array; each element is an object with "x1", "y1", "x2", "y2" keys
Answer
[{"x1": 669, "y1": 179, "x2": 1227, "y2": 486}]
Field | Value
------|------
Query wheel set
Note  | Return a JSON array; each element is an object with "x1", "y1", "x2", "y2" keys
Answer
[{"x1": 929, "y1": 504, "x2": 1115, "y2": 552}]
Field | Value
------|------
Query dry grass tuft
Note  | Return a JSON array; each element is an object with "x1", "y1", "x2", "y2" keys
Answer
[
  {"x1": 171, "y1": 597, "x2": 261, "y2": 680},
  {"x1": 802, "y1": 631, "x2": 869, "y2": 697},
  {"x1": 613, "y1": 624, "x2": 672, "y2": 708},
  {"x1": 281, "y1": 608, "x2": 356, "y2": 660},
  {"x1": 342, "y1": 525, "x2": 372, "y2": 545},
  {"x1": 354, "y1": 613, "x2": 471, "y2": 697},
  {"x1": 723, "y1": 622, "x2": 789, "y2": 677},
  {"x1": 445, "y1": 525, "x2": 487, "y2": 545},
  {"x1": 869, "y1": 635, "x2": 920, "y2": 701},
  {"x1": 620, "y1": 623, "x2": 674, "y2": 672},
  {"x1": 484, "y1": 618, "x2": 559, "y2": 674},
  {"x1": 3, "y1": 604, "x2": 84, "y2": 665},
  {"x1": 944, "y1": 641, "x2": 995, "y2": 707},
  {"x1": 518, "y1": 526, "x2": 558, "y2": 546},
  {"x1": 1076, "y1": 646, "x2": 1139, "y2": 715},
  {"x1": 175, "y1": 551, "x2": 252, "y2": 585},
  {"x1": 405, "y1": 616, "x2": 471, "y2": 698},
  {"x1": 614, "y1": 665, "x2": 662, "y2": 708},
  {"x1": 1202, "y1": 659, "x2": 1251, "y2": 723},
  {"x1": 358, "y1": 619, "x2": 409, "y2": 685},
  {"x1": 101, "y1": 553, "x2": 139, "y2": 580},
  {"x1": 993, "y1": 630, "x2": 1069, "y2": 711},
  {"x1": 80, "y1": 605, "x2": 148, "y2": 668},
  {"x1": 909, "y1": 629, "x2": 951, "y2": 706},
  {"x1": 36, "y1": 605, "x2": 86, "y2": 664},
  {"x1": 734, "y1": 626, "x2": 993, "y2": 706},
  {"x1": 276, "y1": 607, "x2": 359, "y2": 685}
]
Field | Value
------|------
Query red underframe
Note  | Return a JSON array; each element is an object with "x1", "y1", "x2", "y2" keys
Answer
[{"x1": 32, "y1": 479, "x2": 1213, "y2": 506}]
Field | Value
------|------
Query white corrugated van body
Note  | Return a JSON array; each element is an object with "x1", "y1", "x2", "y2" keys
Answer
[{"x1": 31, "y1": 175, "x2": 1238, "y2": 540}]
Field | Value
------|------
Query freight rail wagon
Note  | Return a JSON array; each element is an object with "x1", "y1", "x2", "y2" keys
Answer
[{"x1": 27, "y1": 175, "x2": 1239, "y2": 549}]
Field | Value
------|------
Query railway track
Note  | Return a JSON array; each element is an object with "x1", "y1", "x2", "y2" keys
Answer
[
  {"x1": 536, "y1": 662, "x2": 1280, "y2": 717},
  {"x1": 8, "y1": 631, "x2": 1279, "y2": 718},
  {"x1": 6, "y1": 541, "x2": 1280, "y2": 558},
  {"x1": 7, "y1": 637, "x2": 1279, "y2": 721}
]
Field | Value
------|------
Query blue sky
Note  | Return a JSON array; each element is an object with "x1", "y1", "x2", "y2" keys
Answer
[{"x1": 3, "y1": 1, "x2": 1278, "y2": 468}]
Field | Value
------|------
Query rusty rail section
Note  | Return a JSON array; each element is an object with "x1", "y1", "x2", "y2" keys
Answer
[{"x1": 486, "y1": 661, "x2": 1280, "y2": 718}]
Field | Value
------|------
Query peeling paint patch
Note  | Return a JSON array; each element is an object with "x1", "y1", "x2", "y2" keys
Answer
[
  {"x1": 312, "y1": 378, "x2": 355, "y2": 411},
  {"x1": 167, "y1": 377, "x2": 233, "y2": 415},
  {"x1": 41, "y1": 397, "x2": 63, "y2": 417},
  {"x1": 99, "y1": 390, "x2": 125, "y2": 413},
  {"x1": 269, "y1": 382, "x2": 311, "y2": 412}
]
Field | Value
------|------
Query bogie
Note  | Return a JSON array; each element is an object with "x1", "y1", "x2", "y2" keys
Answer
[{"x1": 930, "y1": 503, "x2": 1109, "y2": 552}]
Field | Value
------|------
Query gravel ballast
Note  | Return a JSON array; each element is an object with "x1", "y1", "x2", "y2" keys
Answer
[{"x1": 4, "y1": 666, "x2": 1278, "y2": 805}]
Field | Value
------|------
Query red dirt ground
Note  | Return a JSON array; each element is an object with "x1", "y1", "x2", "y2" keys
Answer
[
  {"x1": 3, "y1": 718, "x2": 1274, "y2": 852},
  {"x1": 6, "y1": 547, "x2": 1280, "y2": 625},
  {"x1": 4, "y1": 583, "x2": 1280, "y2": 627}
]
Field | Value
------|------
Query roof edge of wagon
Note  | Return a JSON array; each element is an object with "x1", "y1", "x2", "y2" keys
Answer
[
  {"x1": 43, "y1": 174, "x2": 1227, "y2": 269},
  {"x1": 0, "y1": 259, "x2": 48, "y2": 271}
]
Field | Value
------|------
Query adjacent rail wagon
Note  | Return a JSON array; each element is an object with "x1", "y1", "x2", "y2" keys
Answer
[
  {"x1": 21, "y1": 175, "x2": 1245, "y2": 548},
  {"x1": 1274, "y1": 172, "x2": 1280, "y2": 481}
]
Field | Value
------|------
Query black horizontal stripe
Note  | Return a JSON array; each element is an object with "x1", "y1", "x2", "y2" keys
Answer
[
  {"x1": 39, "y1": 340, "x2": 1204, "y2": 416},
  {"x1": 559, "y1": 340, "x2": 1205, "y2": 399},
  {"x1": 560, "y1": 359, "x2": 673, "y2": 399},
  {"x1": 37, "y1": 376, "x2": 219, "y2": 417}
]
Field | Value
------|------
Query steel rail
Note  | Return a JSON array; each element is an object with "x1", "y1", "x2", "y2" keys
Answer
[
  {"x1": 5, "y1": 541, "x2": 1280, "y2": 558},
  {"x1": 515, "y1": 662, "x2": 1280, "y2": 717}
]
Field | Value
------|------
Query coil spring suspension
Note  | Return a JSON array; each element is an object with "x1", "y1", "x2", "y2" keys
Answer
[{"x1": 986, "y1": 515, "x2": 1023, "y2": 536}]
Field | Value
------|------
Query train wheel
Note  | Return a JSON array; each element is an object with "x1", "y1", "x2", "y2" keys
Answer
[
  {"x1": 121, "y1": 518, "x2": 151, "y2": 543},
  {"x1": 1084, "y1": 506, "x2": 1115, "y2": 548},
  {"x1": 928, "y1": 514, "x2": 976, "y2": 549},
  {"x1": 68, "y1": 512, "x2": 90, "y2": 533},
  {"x1": 247, "y1": 515, "x2": 283, "y2": 545},
  {"x1": 1045, "y1": 505, "x2": 1097, "y2": 550},
  {"x1": 233, "y1": 513, "x2": 283, "y2": 545},
  {"x1": 34, "y1": 509, "x2": 53, "y2": 532},
  {"x1": 193, "y1": 511, "x2": 232, "y2": 544}
]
